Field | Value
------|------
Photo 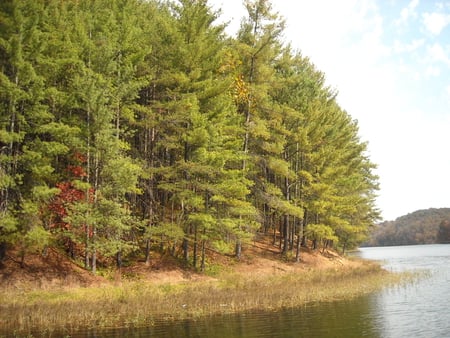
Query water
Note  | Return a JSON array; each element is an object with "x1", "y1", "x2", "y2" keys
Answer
[
  {"x1": 13, "y1": 244, "x2": 450, "y2": 337},
  {"x1": 356, "y1": 244, "x2": 450, "y2": 338}
]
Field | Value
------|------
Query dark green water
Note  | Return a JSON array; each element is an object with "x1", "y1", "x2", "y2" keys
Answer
[
  {"x1": 63, "y1": 296, "x2": 380, "y2": 337},
  {"x1": 6, "y1": 244, "x2": 450, "y2": 337}
]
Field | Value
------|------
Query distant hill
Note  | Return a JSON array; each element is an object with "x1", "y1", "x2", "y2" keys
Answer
[{"x1": 364, "y1": 208, "x2": 450, "y2": 246}]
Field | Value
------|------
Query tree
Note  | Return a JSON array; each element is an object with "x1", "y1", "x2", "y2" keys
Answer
[
  {"x1": 0, "y1": 0, "x2": 381, "y2": 273},
  {"x1": 235, "y1": 0, "x2": 303, "y2": 257},
  {"x1": 0, "y1": 0, "x2": 63, "y2": 263},
  {"x1": 437, "y1": 220, "x2": 450, "y2": 244},
  {"x1": 150, "y1": 0, "x2": 258, "y2": 266}
]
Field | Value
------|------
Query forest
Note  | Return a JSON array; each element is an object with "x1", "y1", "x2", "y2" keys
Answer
[
  {"x1": 365, "y1": 208, "x2": 450, "y2": 246},
  {"x1": 0, "y1": 0, "x2": 380, "y2": 273}
]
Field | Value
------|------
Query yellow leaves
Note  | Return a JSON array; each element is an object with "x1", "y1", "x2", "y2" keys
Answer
[
  {"x1": 233, "y1": 74, "x2": 249, "y2": 105},
  {"x1": 218, "y1": 50, "x2": 239, "y2": 74}
]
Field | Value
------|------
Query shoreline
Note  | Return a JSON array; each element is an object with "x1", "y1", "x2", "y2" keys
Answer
[{"x1": 0, "y1": 254, "x2": 407, "y2": 336}]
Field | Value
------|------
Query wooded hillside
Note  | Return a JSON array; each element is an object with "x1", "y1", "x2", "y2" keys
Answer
[
  {"x1": 0, "y1": 0, "x2": 379, "y2": 273},
  {"x1": 365, "y1": 208, "x2": 450, "y2": 246}
]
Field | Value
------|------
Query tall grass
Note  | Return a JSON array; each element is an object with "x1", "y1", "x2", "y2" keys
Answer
[{"x1": 0, "y1": 260, "x2": 411, "y2": 336}]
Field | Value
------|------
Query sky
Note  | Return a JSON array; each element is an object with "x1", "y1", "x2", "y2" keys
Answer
[{"x1": 208, "y1": 0, "x2": 450, "y2": 221}]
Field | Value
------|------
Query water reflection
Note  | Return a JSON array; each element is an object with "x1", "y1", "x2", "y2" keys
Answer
[
  {"x1": 9, "y1": 244, "x2": 450, "y2": 337},
  {"x1": 67, "y1": 296, "x2": 382, "y2": 338},
  {"x1": 360, "y1": 244, "x2": 450, "y2": 338}
]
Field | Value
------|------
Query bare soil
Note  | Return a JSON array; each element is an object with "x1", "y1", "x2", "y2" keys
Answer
[{"x1": 0, "y1": 237, "x2": 360, "y2": 290}]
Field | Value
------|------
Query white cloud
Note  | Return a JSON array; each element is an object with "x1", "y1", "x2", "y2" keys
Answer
[
  {"x1": 373, "y1": 109, "x2": 450, "y2": 220},
  {"x1": 396, "y1": 0, "x2": 420, "y2": 26},
  {"x1": 427, "y1": 43, "x2": 450, "y2": 65},
  {"x1": 425, "y1": 65, "x2": 441, "y2": 77},
  {"x1": 268, "y1": 1, "x2": 450, "y2": 220},
  {"x1": 393, "y1": 39, "x2": 425, "y2": 53},
  {"x1": 422, "y1": 12, "x2": 450, "y2": 35},
  {"x1": 209, "y1": 0, "x2": 450, "y2": 220}
]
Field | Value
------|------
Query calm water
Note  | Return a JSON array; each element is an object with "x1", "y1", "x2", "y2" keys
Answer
[
  {"x1": 21, "y1": 245, "x2": 450, "y2": 337},
  {"x1": 356, "y1": 244, "x2": 450, "y2": 338}
]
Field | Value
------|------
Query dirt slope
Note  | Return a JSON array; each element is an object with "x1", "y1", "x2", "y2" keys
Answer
[{"x1": 0, "y1": 237, "x2": 358, "y2": 290}]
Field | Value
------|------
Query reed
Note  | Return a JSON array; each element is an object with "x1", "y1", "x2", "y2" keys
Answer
[{"x1": 0, "y1": 260, "x2": 411, "y2": 336}]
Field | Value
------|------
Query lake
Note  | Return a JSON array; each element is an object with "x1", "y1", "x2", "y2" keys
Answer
[{"x1": 32, "y1": 244, "x2": 450, "y2": 337}]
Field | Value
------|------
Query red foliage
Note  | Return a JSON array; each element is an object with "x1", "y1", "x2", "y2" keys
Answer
[
  {"x1": 48, "y1": 182, "x2": 86, "y2": 229},
  {"x1": 48, "y1": 153, "x2": 92, "y2": 230},
  {"x1": 73, "y1": 151, "x2": 87, "y2": 164},
  {"x1": 66, "y1": 165, "x2": 87, "y2": 177}
]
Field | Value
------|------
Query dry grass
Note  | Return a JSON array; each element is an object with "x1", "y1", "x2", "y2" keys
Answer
[
  {"x1": 0, "y1": 259, "x2": 409, "y2": 336},
  {"x1": 0, "y1": 238, "x2": 416, "y2": 336}
]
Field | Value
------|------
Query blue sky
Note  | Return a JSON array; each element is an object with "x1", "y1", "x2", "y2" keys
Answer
[{"x1": 209, "y1": 0, "x2": 450, "y2": 221}]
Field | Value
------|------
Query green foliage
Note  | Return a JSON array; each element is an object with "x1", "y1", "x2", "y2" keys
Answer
[
  {"x1": 0, "y1": 0, "x2": 379, "y2": 270},
  {"x1": 23, "y1": 225, "x2": 51, "y2": 252},
  {"x1": 0, "y1": 211, "x2": 18, "y2": 240},
  {"x1": 367, "y1": 208, "x2": 450, "y2": 246},
  {"x1": 305, "y1": 224, "x2": 338, "y2": 242},
  {"x1": 150, "y1": 223, "x2": 185, "y2": 243},
  {"x1": 437, "y1": 220, "x2": 450, "y2": 244}
]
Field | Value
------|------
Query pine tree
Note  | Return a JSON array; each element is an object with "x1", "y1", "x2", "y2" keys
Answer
[
  {"x1": 55, "y1": 0, "x2": 147, "y2": 272},
  {"x1": 0, "y1": 0, "x2": 381, "y2": 271},
  {"x1": 235, "y1": 0, "x2": 305, "y2": 256},
  {"x1": 0, "y1": 0, "x2": 61, "y2": 263}
]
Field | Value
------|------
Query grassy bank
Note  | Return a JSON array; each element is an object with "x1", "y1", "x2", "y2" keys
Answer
[{"x1": 0, "y1": 259, "x2": 408, "y2": 336}]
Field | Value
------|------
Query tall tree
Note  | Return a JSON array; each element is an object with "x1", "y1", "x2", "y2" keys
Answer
[
  {"x1": 55, "y1": 0, "x2": 146, "y2": 272},
  {"x1": 234, "y1": 0, "x2": 292, "y2": 256},
  {"x1": 0, "y1": 0, "x2": 62, "y2": 263},
  {"x1": 0, "y1": 0, "x2": 380, "y2": 272}
]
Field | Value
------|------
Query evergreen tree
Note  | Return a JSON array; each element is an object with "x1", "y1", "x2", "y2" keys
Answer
[
  {"x1": 0, "y1": 0, "x2": 380, "y2": 271},
  {"x1": 234, "y1": 0, "x2": 294, "y2": 256},
  {"x1": 0, "y1": 0, "x2": 61, "y2": 263},
  {"x1": 150, "y1": 0, "x2": 257, "y2": 266}
]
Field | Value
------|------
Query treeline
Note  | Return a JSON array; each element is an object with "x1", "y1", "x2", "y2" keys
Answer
[
  {"x1": 0, "y1": 0, "x2": 379, "y2": 273},
  {"x1": 365, "y1": 208, "x2": 450, "y2": 246}
]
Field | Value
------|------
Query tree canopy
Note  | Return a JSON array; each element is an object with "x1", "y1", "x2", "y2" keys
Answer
[
  {"x1": 0, "y1": 0, "x2": 379, "y2": 271},
  {"x1": 366, "y1": 208, "x2": 450, "y2": 246}
]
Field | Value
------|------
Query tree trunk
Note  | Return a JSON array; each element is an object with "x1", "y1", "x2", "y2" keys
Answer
[
  {"x1": 145, "y1": 238, "x2": 151, "y2": 266},
  {"x1": 301, "y1": 209, "x2": 308, "y2": 247},
  {"x1": 144, "y1": 183, "x2": 154, "y2": 266},
  {"x1": 290, "y1": 219, "x2": 295, "y2": 251},
  {"x1": 92, "y1": 249, "x2": 97, "y2": 274},
  {"x1": 278, "y1": 222, "x2": 283, "y2": 249},
  {"x1": 295, "y1": 229, "x2": 302, "y2": 262},
  {"x1": 282, "y1": 214, "x2": 289, "y2": 254},
  {"x1": 235, "y1": 240, "x2": 242, "y2": 260},
  {"x1": 182, "y1": 238, "x2": 189, "y2": 263},
  {"x1": 201, "y1": 238, "x2": 206, "y2": 272},
  {"x1": 0, "y1": 242, "x2": 6, "y2": 265},
  {"x1": 68, "y1": 240, "x2": 75, "y2": 260},
  {"x1": 116, "y1": 250, "x2": 122, "y2": 269},
  {"x1": 193, "y1": 225, "x2": 198, "y2": 268},
  {"x1": 85, "y1": 228, "x2": 90, "y2": 269},
  {"x1": 272, "y1": 222, "x2": 277, "y2": 245},
  {"x1": 312, "y1": 239, "x2": 317, "y2": 250},
  {"x1": 20, "y1": 250, "x2": 25, "y2": 269},
  {"x1": 282, "y1": 176, "x2": 290, "y2": 254}
]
